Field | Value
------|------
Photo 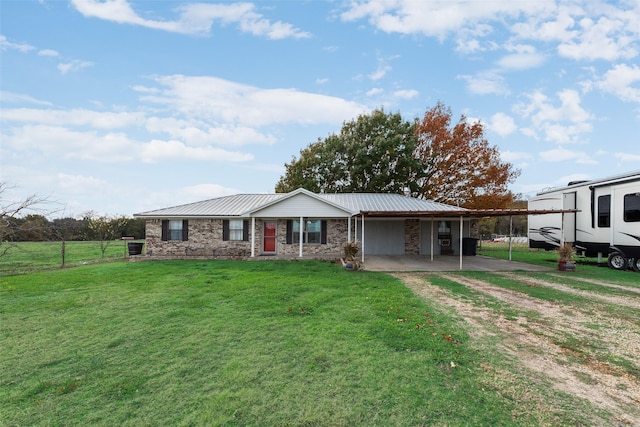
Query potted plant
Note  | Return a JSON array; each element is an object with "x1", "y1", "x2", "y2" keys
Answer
[
  {"x1": 342, "y1": 241, "x2": 361, "y2": 271},
  {"x1": 557, "y1": 243, "x2": 575, "y2": 271}
]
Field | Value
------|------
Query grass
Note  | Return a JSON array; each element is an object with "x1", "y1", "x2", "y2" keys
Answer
[
  {"x1": 479, "y1": 242, "x2": 640, "y2": 286},
  {"x1": 0, "y1": 241, "x2": 141, "y2": 274},
  {"x1": 1, "y1": 259, "x2": 588, "y2": 426}
]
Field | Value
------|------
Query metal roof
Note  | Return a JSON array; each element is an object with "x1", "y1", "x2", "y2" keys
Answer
[
  {"x1": 319, "y1": 193, "x2": 463, "y2": 213},
  {"x1": 134, "y1": 191, "x2": 465, "y2": 218},
  {"x1": 135, "y1": 194, "x2": 284, "y2": 217}
]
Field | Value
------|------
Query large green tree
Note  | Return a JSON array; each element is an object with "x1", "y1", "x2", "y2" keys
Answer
[
  {"x1": 276, "y1": 104, "x2": 520, "y2": 209},
  {"x1": 276, "y1": 109, "x2": 420, "y2": 194}
]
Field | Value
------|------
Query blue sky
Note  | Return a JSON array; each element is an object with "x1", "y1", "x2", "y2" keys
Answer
[{"x1": 2, "y1": 0, "x2": 639, "y2": 217}]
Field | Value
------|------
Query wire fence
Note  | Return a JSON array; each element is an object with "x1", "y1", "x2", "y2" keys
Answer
[{"x1": 0, "y1": 240, "x2": 145, "y2": 275}]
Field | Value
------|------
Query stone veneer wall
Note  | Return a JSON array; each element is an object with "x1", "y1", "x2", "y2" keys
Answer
[
  {"x1": 145, "y1": 219, "x2": 251, "y2": 258},
  {"x1": 404, "y1": 219, "x2": 421, "y2": 255},
  {"x1": 145, "y1": 218, "x2": 349, "y2": 259}
]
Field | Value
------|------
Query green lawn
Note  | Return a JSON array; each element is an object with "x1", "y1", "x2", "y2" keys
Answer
[
  {"x1": 0, "y1": 260, "x2": 585, "y2": 426},
  {"x1": 0, "y1": 241, "x2": 140, "y2": 275},
  {"x1": 479, "y1": 242, "x2": 640, "y2": 285}
]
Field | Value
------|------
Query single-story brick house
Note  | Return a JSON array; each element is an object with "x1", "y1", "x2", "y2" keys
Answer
[{"x1": 133, "y1": 188, "x2": 476, "y2": 261}]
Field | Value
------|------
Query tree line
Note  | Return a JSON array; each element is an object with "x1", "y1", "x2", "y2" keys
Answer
[{"x1": 2, "y1": 213, "x2": 145, "y2": 243}]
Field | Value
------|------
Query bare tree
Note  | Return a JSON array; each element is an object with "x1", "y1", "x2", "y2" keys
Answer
[
  {"x1": 0, "y1": 182, "x2": 51, "y2": 257},
  {"x1": 85, "y1": 211, "x2": 128, "y2": 259}
]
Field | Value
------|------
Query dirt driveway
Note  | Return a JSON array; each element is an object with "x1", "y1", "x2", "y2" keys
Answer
[{"x1": 394, "y1": 271, "x2": 640, "y2": 426}]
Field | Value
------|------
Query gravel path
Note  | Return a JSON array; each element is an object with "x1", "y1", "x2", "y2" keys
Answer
[{"x1": 395, "y1": 272, "x2": 640, "y2": 426}]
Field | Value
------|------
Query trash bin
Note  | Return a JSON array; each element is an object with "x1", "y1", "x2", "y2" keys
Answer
[
  {"x1": 462, "y1": 238, "x2": 478, "y2": 256},
  {"x1": 127, "y1": 242, "x2": 144, "y2": 256}
]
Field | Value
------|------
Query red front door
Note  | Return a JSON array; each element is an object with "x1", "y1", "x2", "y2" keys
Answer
[{"x1": 263, "y1": 222, "x2": 276, "y2": 253}]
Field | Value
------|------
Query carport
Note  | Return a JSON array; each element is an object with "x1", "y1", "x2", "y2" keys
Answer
[{"x1": 358, "y1": 208, "x2": 578, "y2": 271}]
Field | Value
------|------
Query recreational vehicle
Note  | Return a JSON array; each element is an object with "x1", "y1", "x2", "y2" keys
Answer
[{"x1": 528, "y1": 171, "x2": 640, "y2": 272}]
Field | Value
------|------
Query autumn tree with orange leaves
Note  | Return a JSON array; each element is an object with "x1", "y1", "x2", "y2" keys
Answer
[
  {"x1": 276, "y1": 103, "x2": 520, "y2": 209},
  {"x1": 413, "y1": 102, "x2": 520, "y2": 208}
]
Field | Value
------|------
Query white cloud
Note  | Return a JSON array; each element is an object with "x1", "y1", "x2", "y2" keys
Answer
[
  {"x1": 57, "y1": 59, "x2": 94, "y2": 75},
  {"x1": 614, "y1": 152, "x2": 640, "y2": 162},
  {"x1": 539, "y1": 146, "x2": 596, "y2": 164},
  {"x1": 497, "y1": 44, "x2": 545, "y2": 70},
  {"x1": 341, "y1": 1, "x2": 640, "y2": 63},
  {"x1": 137, "y1": 75, "x2": 367, "y2": 127},
  {"x1": 558, "y1": 15, "x2": 638, "y2": 61},
  {"x1": 457, "y1": 72, "x2": 508, "y2": 95},
  {"x1": 0, "y1": 35, "x2": 35, "y2": 52},
  {"x1": 145, "y1": 116, "x2": 276, "y2": 146},
  {"x1": 315, "y1": 78, "x2": 329, "y2": 85},
  {"x1": 2, "y1": 123, "x2": 254, "y2": 164},
  {"x1": 488, "y1": 112, "x2": 517, "y2": 136},
  {"x1": 70, "y1": 0, "x2": 310, "y2": 39},
  {"x1": 139, "y1": 139, "x2": 253, "y2": 163},
  {"x1": 0, "y1": 91, "x2": 52, "y2": 106},
  {"x1": 340, "y1": 0, "x2": 552, "y2": 39},
  {"x1": 38, "y1": 49, "x2": 59, "y2": 57},
  {"x1": 514, "y1": 89, "x2": 593, "y2": 144},
  {"x1": 392, "y1": 89, "x2": 418, "y2": 100},
  {"x1": 595, "y1": 63, "x2": 640, "y2": 103},
  {"x1": 1, "y1": 108, "x2": 145, "y2": 129},
  {"x1": 366, "y1": 88, "x2": 384, "y2": 97},
  {"x1": 57, "y1": 173, "x2": 108, "y2": 192}
]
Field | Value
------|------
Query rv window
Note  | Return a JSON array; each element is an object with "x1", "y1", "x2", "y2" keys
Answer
[
  {"x1": 624, "y1": 193, "x2": 640, "y2": 222},
  {"x1": 597, "y1": 195, "x2": 611, "y2": 228}
]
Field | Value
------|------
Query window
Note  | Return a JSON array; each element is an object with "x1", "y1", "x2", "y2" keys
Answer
[
  {"x1": 222, "y1": 219, "x2": 249, "y2": 241},
  {"x1": 287, "y1": 220, "x2": 326, "y2": 244},
  {"x1": 161, "y1": 219, "x2": 188, "y2": 241},
  {"x1": 169, "y1": 220, "x2": 183, "y2": 240},
  {"x1": 598, "y1": 195, "x2": 611, "y2": 227},
  {"x1": 624, "y1": 193, "x2": 640, "y2": 222},
  {"x1": 228, "y1": 220, "x2": 244, "y2": 241}
]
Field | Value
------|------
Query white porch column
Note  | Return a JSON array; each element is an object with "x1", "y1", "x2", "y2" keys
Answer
[
  {"x1": 347, "y1": 216, "x2": 352, "y2": 242},
  {"x1": 251, "y1": 217, "x2": 256, "y2": 257},
  {"x1": 459, "y1": 216, "x2": 464, "y2": 270},
  {"x1": 361, "y1": 214, "x2": 365, "y2": 263},
  {"x1": 299, "y1": 216, "x2": 304, "y2": 258}
]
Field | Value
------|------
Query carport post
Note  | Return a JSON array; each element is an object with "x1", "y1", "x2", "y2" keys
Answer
[
  {"x1": 361, "y1": 214, "x2": 365, "y2": 264},
  {"x1": 459, "y1": 215, "x2": 463, "y2": 270},
  {"x1": 509, "y1": 215, "x2": 513, "y2": 261}
]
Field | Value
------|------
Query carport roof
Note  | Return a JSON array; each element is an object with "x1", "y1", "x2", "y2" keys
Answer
[{"x1": 361, "y1": 208, "x2": 579, "y2": 218}]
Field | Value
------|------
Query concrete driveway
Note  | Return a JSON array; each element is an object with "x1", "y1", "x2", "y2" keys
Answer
[{"x1": 363, "y1": 255, "x2": 552, "y2": 272}]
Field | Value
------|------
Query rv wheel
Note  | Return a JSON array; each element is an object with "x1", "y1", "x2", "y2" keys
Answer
[
  {"x1": 607, "y1": 252, "x2": 627, "y2": 270},
  {"x1": 632, "y1": 258, "x2": 640, "y2": 273}
]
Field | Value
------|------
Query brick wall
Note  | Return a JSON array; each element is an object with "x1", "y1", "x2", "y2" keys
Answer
[
  {"x1": 404, "y1": 219, "x2": 421, "y2": 255},
  {"x1": 145, "y1": 218, "x2": 349, "y2": 259}
]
